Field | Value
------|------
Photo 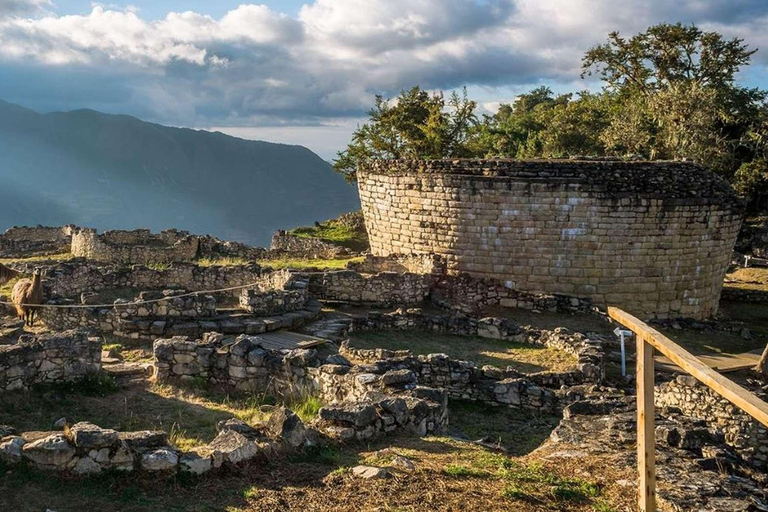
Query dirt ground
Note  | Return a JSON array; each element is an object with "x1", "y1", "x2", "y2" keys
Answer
[{"x1": 0, "y1": 435, "x2": 634, "y2": 512}]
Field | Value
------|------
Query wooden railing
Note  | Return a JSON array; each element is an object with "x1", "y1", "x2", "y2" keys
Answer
[{"x1": 607, "y1": 307, "x2": 768, "y2": 512}]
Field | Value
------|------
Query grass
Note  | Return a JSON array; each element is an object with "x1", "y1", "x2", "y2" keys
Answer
[
  {"x1": 195, "y1": 257, "x2": 253, "y2": 267},
  {"x1": 348, "y1": 329, "x2": 577, "y2": 372},
  {"x1": 448, "y1": 399, "x2": 561, "y2": 454},
  {"x1": 482, "y1": 306, "x2": 615, "y2": 336},
  {"x1": 0, "y1": 431, "x2": 632, "y2": 511},
  {"x1": 0, "y1": 380, "x2": 321, "y2": 447},
  {"x1": 725, "y1": 266, "x2": 768, "y2": 292},
  {"x1": 289, "y1": 218, "x2": 369, "y2": 253},
  {"x1": 257, "y1": 256, "x2": 363, "y2": 271},
  {"x1": 0, "y1": 252, "x2": 74, "y2": 265}
]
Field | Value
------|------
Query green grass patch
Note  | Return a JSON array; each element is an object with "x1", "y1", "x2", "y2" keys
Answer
[
  {"x1": 449, "y1": 399, "x2": 560, "y2": 454},
  {"x1": 34, "y1": 373, "x2": 118, "y2": 397},
  {"x1": 289, "y1": 218, "x2": 369, "y2": 252},
  {"x1": 257, "y1": 256, "x2": 363, "y2": 270},
  {"x1": 443, "y1": 464, "x2": 489, "y2": 478},
  {"x1": 348, "y1": 329, "x2": 576, "y2": 372}
]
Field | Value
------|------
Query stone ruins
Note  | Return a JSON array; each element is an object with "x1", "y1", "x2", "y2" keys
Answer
[
  {"x1": 358, "y1": 159, "x2": 744, "y2": 319},
  {"x1": 0, "y1": 158, "x2": 764, "y2": 511}
]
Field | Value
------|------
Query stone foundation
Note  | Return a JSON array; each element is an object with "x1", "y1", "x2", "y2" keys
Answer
[
  {"x1": 305, "y1": 270, "x2": 433, "y2": 306},
  {"x1": 39, "y1": 297, "x2": 321, "y2": 340},
  {"x1": 32, "y1": 261, "x2": 264, "y2": 300},
  {"x1": 0, "y1": 330, "x2": 101, "y2": 391},
  {"x1": 656, "y1": 375, "x2": 768, "y2": 470}
]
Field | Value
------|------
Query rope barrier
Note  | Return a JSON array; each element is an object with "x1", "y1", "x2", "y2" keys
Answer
[{"x1": 0, "y1": 281, "x2": 265, "y2": 309}]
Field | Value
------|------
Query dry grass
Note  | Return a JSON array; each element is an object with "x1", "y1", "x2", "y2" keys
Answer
[
  {"x1": 195, "y1": 257, "x2": 253, "y2": 267},
  {"x1": 0, "y1": 380, "x2": 320, "y2": 449},
  {"x1": 257, "y1": 256, "x2": 363, "y2": 271},
  {"x1": 0, "y1": 252, "x2": 74, "y2": 265},
  {"x1": 348, "y1": 330, "x2": 577, "y2": 373},
  {"x1": 0, "y1": 434, "x2": 632, "y2": 512}
]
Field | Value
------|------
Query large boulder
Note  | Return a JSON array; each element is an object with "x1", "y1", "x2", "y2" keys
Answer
[
  {"x1": 119, "y1": 431, "x2": 167, "y2": 452},
  {"x1": 266, "y1": 407, "x2": 309, "y2": 449},
  {"x1": 140, "y1": 448, "x2": 179, "y2": 472},
  {"x1": 179, "y1": 447, "x2": 213, "y2": 475},
  {"x1": 22, "y1": 434, "x2": 76, "y2": 469},
  {"x1": 319, "y1": 402, "x2": 377, "y2": 428},
  {"x1": 0, "y1": 436, "x2": 25, "y2": 462},
  {"x1": 66, "y1": 422, "x2": 119, "y2": 450},
  {"x1": 208, "y1": 430, "x2": 259, "y2": 467}
]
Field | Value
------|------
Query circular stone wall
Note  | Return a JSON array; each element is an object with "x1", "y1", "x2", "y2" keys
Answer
[{"x1": 357, "y1": 159, "x2": 744, "y2": 319}]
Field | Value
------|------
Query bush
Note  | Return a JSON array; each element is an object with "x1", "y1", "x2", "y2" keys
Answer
[{"x1": 733, "y1": 159, "x2": 768, "y2": 212}]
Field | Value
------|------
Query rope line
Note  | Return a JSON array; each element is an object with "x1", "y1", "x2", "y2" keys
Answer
[{"x1": 0, "y1": 281, "x2": 265, "y2": 309}]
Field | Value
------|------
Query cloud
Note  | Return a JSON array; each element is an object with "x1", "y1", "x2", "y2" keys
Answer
[
  {"x1": 0, "y1": 0, "x2": 767, "y2": 135},
  {"x1": 0, "y1": 0, "x2": 51, "y2": 18}
]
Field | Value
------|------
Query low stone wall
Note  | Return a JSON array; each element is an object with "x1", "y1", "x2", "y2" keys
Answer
[
  {"x1": 306, "y1": 270, "x2": 433, "y2": 306},
  {"x1": 342, "y1": 324, "x2": 604, "y2": 392},
  {"x1": 40, "y1": 297, "x2": 321, "y2": 340},
  {"x1": 720, "y1": 286, "x2": 768, "y2": 303},
  {"x1": 0, "y1": 330, "x2": 101, "y2": 391},
  {"x1": 71, "y1": 228, "x2": 200, "y2": 264},
  {"x1": 37, "y1": 261, "x2": 264, "y2": 299},
  {"x1": 154, "y1": 333, "x2": 449, "y2": 441},
  {"x1": 0, "y1": 380, "x2": 446, "y2": 476},
  {"x1": 656, "y1": 376, "x2": 768, "y2": 470},
  {"x1": 0, "y1": 226, "x2": 75, "y2": 257},
  {"x1": 270, "y1": 231, "x2": 350, "y2": 259},
  {"x1": 430, "y1": 274, "x2": 594, "y2": 314}
]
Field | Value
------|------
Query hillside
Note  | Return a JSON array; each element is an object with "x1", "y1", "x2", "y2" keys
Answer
[{"x1": 0, "y1": 100, "x2": 360, "y2": 246}]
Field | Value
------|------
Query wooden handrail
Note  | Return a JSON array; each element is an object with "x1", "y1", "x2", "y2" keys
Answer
[{"x1": 607, "y1": 307, "x2": 768, "y2": 512}]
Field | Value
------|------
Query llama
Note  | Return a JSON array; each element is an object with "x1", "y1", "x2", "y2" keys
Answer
[
  {"x1": 0, "y1": 263, "x2": 18, "y2": 287},
  {"x1": 12, "y1": 268, "x2": 45, "y2": 326}
]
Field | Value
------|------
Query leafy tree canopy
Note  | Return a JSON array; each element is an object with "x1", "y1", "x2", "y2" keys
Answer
[{"x1": 334, "y1": 23, "x2": 768, "y2": 211}]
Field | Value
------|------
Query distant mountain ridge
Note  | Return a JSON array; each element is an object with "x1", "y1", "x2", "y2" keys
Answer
[{"x1": 0, "y1": 100, "x2": 360, "y2": 246}]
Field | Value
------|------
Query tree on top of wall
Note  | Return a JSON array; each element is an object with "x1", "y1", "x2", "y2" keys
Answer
[{"x1": 333, "y1": 87, "x2": 477, "y2": 182}]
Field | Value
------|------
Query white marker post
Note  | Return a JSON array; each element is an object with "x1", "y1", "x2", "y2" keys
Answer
[{"x1": 614, "y1": 326, "x2": 634, "y2": 377}]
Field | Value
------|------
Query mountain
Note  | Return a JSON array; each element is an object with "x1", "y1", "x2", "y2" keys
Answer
[{"x1": 0, "y1": 100, "x2": 360, "y2": 246}]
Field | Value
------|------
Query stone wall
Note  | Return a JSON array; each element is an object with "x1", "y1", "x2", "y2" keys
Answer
[
  {"x1": 349, "y1": 253, "x2": 446, "y2": 275},
  {"x1": 153, "y1": 333, "x2": 448, "y2": 441},
  {"x1": 0, "y1": 330, "x2": 101, "y2": 391},
  {"x1": 39, "y1": 261, "x2": 264, "y2": 299},
  {"x1": 720, "y1": 286, "x2": 768, "y2": 303},
  {"x1": 270, "y1": 231, "x2": 350, "y2": 259},
  {"x1": 71, "y1": 228, "x2": 200, "y2": 264},
  {"x1": 305, "y1": 270, "x2": 433, "y2": 306},
  {"x1": 358, "y1": 159, "x2": 744, "y2": 319},
  {"x1": 656, "y1": 376, "x2": 768, "y2": 470},
  {"x1": 39, "y1": 294, "x2": 321, "y2": 340},
  {"x1": 343, "y1": 320, "x2": 605, "y2": 391},
  {"x1": 0, "y1": 226, "x2": 75, "y2": 257}
]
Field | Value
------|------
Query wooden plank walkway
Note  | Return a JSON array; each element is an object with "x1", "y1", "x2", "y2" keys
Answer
[
  {"x1": 257, "y1": 330, "x2": 329, "y2": 351},
  {"x1": 656, "y1": 348, "x2": 763, "y2": 374}
]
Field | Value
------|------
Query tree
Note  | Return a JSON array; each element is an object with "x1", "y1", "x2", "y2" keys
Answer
[
  {"x1": 734, "y1": 159, "x2": 768, "y2": 211},
  {"x1": 333, "y1": 86, "x2": 477, "y2": 182},
  {"x1": 584, "y1": 23, "x2": 767, "y2": 177},
  {"x1": 582, "y1": 23, "x2": 757, "y2": 96}
]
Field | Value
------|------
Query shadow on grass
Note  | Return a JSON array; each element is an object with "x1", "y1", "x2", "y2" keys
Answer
[{"x1": 448, "y1": 399, "x2": 560, "y2": 456}]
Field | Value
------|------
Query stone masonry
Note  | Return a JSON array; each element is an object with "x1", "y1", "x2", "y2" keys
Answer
[
  {"x1": 358, "y1": 159, "x2": 744, "y2": 319},
  {"x1": 0, "y1": 330, "x2": 101, "y2": 391}
]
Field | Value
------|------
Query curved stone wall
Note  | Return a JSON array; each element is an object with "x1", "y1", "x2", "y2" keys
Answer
[{"x1": 357, "y1": 159, "x2": 744, "y2": 319}]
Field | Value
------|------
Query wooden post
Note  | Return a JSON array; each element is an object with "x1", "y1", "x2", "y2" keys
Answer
[{"x1": 637, "y1": 337, "x2": 656, "y2": 512}]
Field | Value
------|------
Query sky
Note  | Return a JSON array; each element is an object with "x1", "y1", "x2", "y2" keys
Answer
[{"x1": 1, "y1": 1, "x2": 768, "y2": 160}]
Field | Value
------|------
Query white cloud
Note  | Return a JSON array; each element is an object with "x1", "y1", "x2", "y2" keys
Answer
[{"x1": 0, "y1": 0, "x2": 766, "y2": 136}]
